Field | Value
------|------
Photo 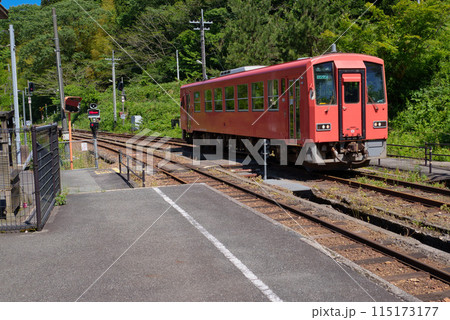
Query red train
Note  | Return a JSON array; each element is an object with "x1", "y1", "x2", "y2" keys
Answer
[{"x1": 180, "y1": 53, "x2": 387, "y2": 168}]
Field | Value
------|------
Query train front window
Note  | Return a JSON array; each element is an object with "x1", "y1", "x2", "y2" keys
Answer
[
  {"x1": 344, "y1": 82, "x2": 360, "y2": 104},
  {"x1": 365, "y1": 62, "x2": 385, "y2": 103},
  {"x1": 314, "y1": 62, "x2": 336, "y2": 105}
]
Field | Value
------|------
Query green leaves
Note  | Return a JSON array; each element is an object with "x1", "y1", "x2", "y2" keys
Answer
[{"x1": 0, "y1": 0, "x2": 447, "y2": 145}]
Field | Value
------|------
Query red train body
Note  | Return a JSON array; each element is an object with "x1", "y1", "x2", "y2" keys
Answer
[{"x1": 180, "y1": 53, "x2": 388, "y2": 168}]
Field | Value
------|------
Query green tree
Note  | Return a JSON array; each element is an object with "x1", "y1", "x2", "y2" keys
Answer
[
  {"x1": 278, "y1": 0, "x2": 341, "y2": 59},
  {"x1": 224, "y1": 0, "x2": 282, "y2": 66},
  {"x1": 320, "y1": 0, "x2": 449, "y2": 117}
]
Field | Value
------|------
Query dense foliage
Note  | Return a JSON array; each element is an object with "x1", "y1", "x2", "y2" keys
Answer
[{"x1": 0, "y1": 0, "x2": 448, "y2": 143}]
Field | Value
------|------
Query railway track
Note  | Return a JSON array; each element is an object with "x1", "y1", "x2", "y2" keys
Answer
[
  {"x1": 71, "y1": 131, "x2": 450, "y2": 301},
  {"x1": 320, "y1": 174, "x2": 450, "y2": 209},
  {"x1": 74, "y1": 131, "x2": 450, "y2": 237},
  {"x1": 355, "y1": 171, "x2": 450, "y2": 197}
]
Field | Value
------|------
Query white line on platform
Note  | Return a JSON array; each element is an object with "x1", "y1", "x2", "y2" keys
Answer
[{"x1": 154, "y1": 187, "x2": 283, "y2": 302}]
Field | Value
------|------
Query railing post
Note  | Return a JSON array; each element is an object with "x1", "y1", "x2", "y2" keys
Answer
[
  {"x1": 119, "y1": 150, "x2": 122, "y2": 174},
  {"x1": 429, "y1": 146, "x2": 432, "y2": 174},
  {"x1": 31, "y1": 126, "x2": 42, "y2": 230},
  {"x1": 142, "y1": 163, "x2": 146, "y2": 187},
  {"x1": 424, "y1": 143, "x2": 428, "y2": 166},
  {"x1": 127, "y1": 155, "x2": 130, "y2": 182}
]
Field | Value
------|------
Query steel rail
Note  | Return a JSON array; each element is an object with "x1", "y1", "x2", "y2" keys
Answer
[
  {"x1": 72, "y1": 134, "x2": 190, "y2": 185},
  {"x1": 182, "y1": 165, "x2": 450, "y2": 285},
  {"x1": 356, "y1": 172, "x2": 450, "y2": 197},
  {"x1": 322, "y1": 174, "x2": 450, "y2": 208}
]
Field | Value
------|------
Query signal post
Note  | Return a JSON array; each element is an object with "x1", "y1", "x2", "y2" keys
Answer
[
  {"x1": 64, "y1": 96, "x2": 82, "y2": 170},
  {"x1": 88, "y1": 103, "x2": 100, "y2": 169}
]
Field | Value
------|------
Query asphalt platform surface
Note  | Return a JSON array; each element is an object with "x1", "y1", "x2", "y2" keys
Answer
[{"x1": 0, "y1": 169, "x2": 406, "y2": 302}]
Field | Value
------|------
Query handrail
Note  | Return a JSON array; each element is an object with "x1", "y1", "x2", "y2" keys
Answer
[
  {"x1": 118, "y1": 150, "x2": 146, "y2": 187},
  {"x1": 386, "y1": 143, "x2": 450, "y2": 174}
]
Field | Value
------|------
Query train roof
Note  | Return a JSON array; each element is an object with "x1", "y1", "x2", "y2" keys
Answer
[{"x1": 181, "y1": 53, "x2": 384, "y2": 89}]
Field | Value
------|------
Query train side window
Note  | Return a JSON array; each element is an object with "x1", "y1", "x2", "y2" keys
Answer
[
  {"x1": 252, "y1": 81, "x2": 264, "y2": 111},
  {"x1": 194, "y1": 91, "x2": 201, "y2": 112},
  {"x1": 281, "y1": 79, "x2": 286, "y2": 96},
  {"x1": 364, "y1": 62, "x2": 385, "y2": 103},
  {"x1": 237, "y1": 84, "x2": 248, "y2": 111},
  {"x1": 214, "y1": 88, "x2": 223, "y2": 112},
  {"x1": 314, "y1": 62, "x2": 336, "y2": 105},
  {"x1": 268, "y1": 79, "x2": 279, "y2": 111},
  {"x1": 225, "y1": 86, "x2": 235, "y2": 111},
  {"x1": 205, "y1": 89, "x2": 212, "y2": 112}
]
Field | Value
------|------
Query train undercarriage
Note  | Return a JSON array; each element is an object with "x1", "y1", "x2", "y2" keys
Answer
[{"x1": 183, "y1": 130, "x2": 386, "y2": 170}]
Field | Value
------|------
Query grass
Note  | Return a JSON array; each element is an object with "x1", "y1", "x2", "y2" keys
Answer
[
  {"x1": 369, "y1": 166, "x2": 447, "y2": 188},
  {"x1": 355, "y1": 176, "x2": 389, "y2": 188},
  {"x1": 55, "y1": 190, "x2": 68, "y2": 206}
]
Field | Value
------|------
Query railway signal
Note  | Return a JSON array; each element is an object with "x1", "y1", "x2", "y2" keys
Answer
[
  {"x1": 117, "y1": 80, "x2": 124, "y2": 91},
  {"x1": 88, "y1": 109, "x2": 100, "y2": 119},
  {"x1": 119, "y1": 77, "x2": 126, "y2": 125},
  {"x1": 88, "y1": 102, "x2": 100, "y2": 169},
  {"x1": 28, "y1": 81, "x2": 34, "y2": 95}
]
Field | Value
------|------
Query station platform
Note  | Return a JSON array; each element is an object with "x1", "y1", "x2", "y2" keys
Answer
[
  {"x1": 0, "y1": 171, "x2": 410, "y2": 301},
  {"x1": 61, "y1": 168, "x2": 130, "y2": 193}
]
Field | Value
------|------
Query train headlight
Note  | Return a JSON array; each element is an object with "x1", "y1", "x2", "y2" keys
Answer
[
  {"x1": 316, "y1": 123, "x2": 332, "y2": 131},
  {"x1": 373, "y1": 121, "x2": 387, "y2": 129}
]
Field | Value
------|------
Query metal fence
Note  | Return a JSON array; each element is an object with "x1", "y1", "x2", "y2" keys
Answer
[
  {"x1": 387, "y1": 143, "x2": 450, "y2": 173},
  {"x1": 118, "y1": 150, "x2": 146, "y2": 187},
  {"x1": 0, "y1": 124, "x2": 60, "y2": 232},
  {"x1": 1, "y1": 126, "x2": 34, "y2": 231},
  {"x1": 32, "y1": 124, "x2": 61, "y2": 230}
]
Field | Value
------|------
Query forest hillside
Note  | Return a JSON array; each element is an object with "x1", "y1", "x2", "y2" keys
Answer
[{"x1": 0, "y1": 0, "x2": 448, "y2": 144}]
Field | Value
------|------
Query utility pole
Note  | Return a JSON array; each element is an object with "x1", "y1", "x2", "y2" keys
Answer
[
  {"x1": 176, "y1": 49, "x2": 180, "y2": 81},
  {"x1": 190, "y1": 9, "x2": 212, "y2": 81},
  {"x1": 121, "y1": 77, "x2": 125, "y2": 126},
  {"x1": 9, "y1": 24, "x2": 21, "y2": 165},
  {"x1": 52, "y1": 8, "x2": 67, "y2": 143},
  {"x1": 105, "y1": 50, "x2": 120, "y2": 127},
  {"x1": 27, "y1": 81, "x2": 32, "y2": 125},
  {"x1": 21, "y1": 90, "x2": 27, "y2": 142}
]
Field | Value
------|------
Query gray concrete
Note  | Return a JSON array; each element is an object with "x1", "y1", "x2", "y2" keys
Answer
[
  {"x1": 61, "y1": 168, "x2": 130, "y2": 194},
  {"x1": 0, "y1": 184, "x2": 404, "y2": 302},
  {"x1": 0, "y1": 185, "x2": 404, "y2": 301},
  {"x1": 264, "y1": 178, "x2": 312, "y2": 197}
]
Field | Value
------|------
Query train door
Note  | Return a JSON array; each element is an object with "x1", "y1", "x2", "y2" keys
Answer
[
  {"x1": 338, "y1": 70, "x2": 365, "y2": 140},
  {"x1": 288, "y1": 80, "x2": 300, "y2": 139}
]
